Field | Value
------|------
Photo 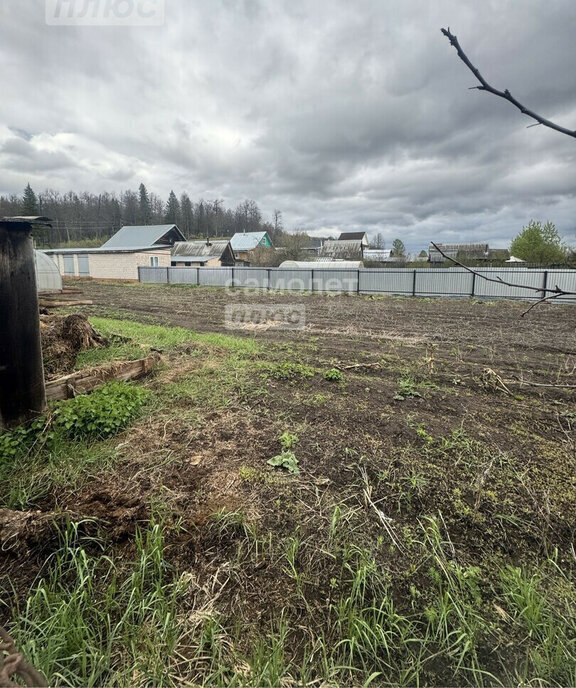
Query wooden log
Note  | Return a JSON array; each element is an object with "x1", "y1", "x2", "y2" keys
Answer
[
  {"x1": 45, "y1": 355, "x2": 159, "y2": 401},
  {"x1": 38, "y1": 299, "x2": 93, "y2": 308},
  {"x1": 0, "y1": 220, "x2": 47, "y2": 429}
]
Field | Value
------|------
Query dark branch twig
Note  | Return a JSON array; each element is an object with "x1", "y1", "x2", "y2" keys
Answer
[
  {"x1": 441, "y1": 27, "x2": 576, "y2": 139},
  {"x1": 430, "y1": 243, "x2": 576, "y2": 316},
  {"x1": 0, "y1": 626, "x2": 47, "y2": 688}
]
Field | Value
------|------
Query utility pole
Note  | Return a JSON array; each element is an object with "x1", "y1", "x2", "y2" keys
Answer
[{"x1": 0, "y1": 216, "x2": 51, "y2": 429}]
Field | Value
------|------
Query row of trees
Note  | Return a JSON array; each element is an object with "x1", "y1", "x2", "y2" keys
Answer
[
  {"x1": 0, "y1": 183, "x2": 286, "y2": 247},
  {"x1": 2, "y1": 185, "x2": 573, "y2": 264}
]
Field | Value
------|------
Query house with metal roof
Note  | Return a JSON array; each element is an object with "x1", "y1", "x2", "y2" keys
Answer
[
  {"x1": 45, "y1": 224, "x2": 186, "y2": 280},
  {"x1": 100, "y1": 224, "x2": 184, "y2": 250},
  {"x1": 320, "y1": 239, "x2": 363, "y2": 261},
  {"x1": 171, "y1": 240, "x2": 235, "y2": 267},
  {"x1": 230, "y1": 231, "x2": 273, "y2": 264},
  {"x1": 428, "y1": 243, "x2": 509, "y2": 263},
  {"x1": 338, "y1": 231, "x2": 369, "y2": 248}
]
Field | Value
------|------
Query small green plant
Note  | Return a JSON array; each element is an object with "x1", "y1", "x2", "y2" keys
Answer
[
  {"x1": 52, "y1": 382, "x2": 149, "y2": 440},
  {"x1": 279, "y1": 431, "x2": 299, "y2": 450},
  {"x1": 268, "y1": 431, "x2": 300, "y2": 474},
  {"x1": 324, "y1": 368, "x2": 344, "y2": 382},
  {"x1": 268, "y1": 451, "x2": 299, "y2": 474},
  {"x1": 0, "y1": 416, "x2": 50, "y2": 464},
  {"x1": 394, "y1": 376, "x2": 421, "y2": 401}
]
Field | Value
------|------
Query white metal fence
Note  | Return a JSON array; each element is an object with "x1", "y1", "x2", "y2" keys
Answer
[{"x1": 138, "y1": 266, "x2": 576, "y2": 303}]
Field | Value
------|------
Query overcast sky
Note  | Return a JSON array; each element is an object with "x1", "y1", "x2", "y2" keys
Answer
[{"x1": 1, "y1": 0, "x2": 575, "y2": 250}]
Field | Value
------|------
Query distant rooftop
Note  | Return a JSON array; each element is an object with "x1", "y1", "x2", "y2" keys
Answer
[
  {"x1": 101, "y1": 224, "x2": 184, "y2": 250},
  {"x1": 172, "y1": 240, "x2": 231, "y2": 259},
  {"x1": 321, "y1": 239, "x2": 363, "y2": 259},
  {"x1": 230, "y1": 231, "x2": 271, "y2": 252},
  {"x1": 338, "y1": 231, "x2": 367, "y2": 244}
]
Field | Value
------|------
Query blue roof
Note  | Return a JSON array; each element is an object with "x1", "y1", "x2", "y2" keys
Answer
[
  {"x1": 230, "y1": 231, "x2": 269, "y2": 251},
  {"x1": 101, "y1": 224, "x2": 183, "y2": 249}
]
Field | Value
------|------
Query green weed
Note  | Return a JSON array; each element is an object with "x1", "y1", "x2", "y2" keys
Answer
[
  {"x1": 324, "y1": 368, "x2": 344, "y2": 382},
  {"x1": 261, "y1": 361, "x2": 316, "y2": 381}
]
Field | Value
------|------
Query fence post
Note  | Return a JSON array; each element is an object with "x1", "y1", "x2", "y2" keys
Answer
[
  {"x1": 0, "y1": 218, "x2": 49, "y2": 429},
  {"x1": 196, "y1": 268, "x2": 200, "y2": 286},
  {"x1": 231, "y1": 266, "x2": 235, "y2": 288},
  {"x1": 470, "y1": 271, "x2": 476, "y2": 297},
  {"x1": 356, "y1": 269, "x2": 360, "y2": 294},
  {"x1": 166, "y1": 267, "x2": 170, "y2": 284},
  {"x1": 267, "y1": 268, "x2": 271, "y2": 290},
  {"x1": 311, "y1": 269, "x2": 315, "y2": 293},
  {"x1": 541, "y1": 270, "x2": 548, "y2": 298},
  {"x1": 412, "y1": 269, "x2": 417, "y2": 297}
]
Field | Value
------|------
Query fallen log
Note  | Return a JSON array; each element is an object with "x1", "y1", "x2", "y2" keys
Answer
[
  {"x1": 38, "y1": 298, "x2": 93, "y2": 308},
  {"x1": 45, "y1": 355, "x2": 159, "y2": 401}
]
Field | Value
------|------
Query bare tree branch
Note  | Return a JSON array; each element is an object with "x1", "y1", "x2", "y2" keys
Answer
[
  {"x1": 430, "y1": 243, "x2": 576, "y2": 316},
  {"x1": 441, "y1": 27, "x2": 576, "y2": 139}
]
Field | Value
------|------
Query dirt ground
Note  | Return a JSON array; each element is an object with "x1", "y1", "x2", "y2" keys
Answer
[
  {"x1": 76, "y1": 278, "x2": 576, "y2": 377},
  {"x1": 67, "y1": 281, "x2": 576, "y2": 558},
  {"x1": 2, "y1": 280, "x2": 575, "y2": 685}
]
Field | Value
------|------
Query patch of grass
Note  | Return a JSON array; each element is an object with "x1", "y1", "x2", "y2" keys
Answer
[
  {"x1": 394, "y1": 375, "x2": 438, "y2": 401},
  {"x1": 260, "y1": 361, "x2": 316, "y2": 381},
  {"x1": 10, "y1": 514, "x2": 186, "y2": 687},
  {"x1": 3, "y1": 443, "x2": 117, "y2": 510},
  {"x1": 86, "y1": 317, "x2": 262, "y2": 358}
]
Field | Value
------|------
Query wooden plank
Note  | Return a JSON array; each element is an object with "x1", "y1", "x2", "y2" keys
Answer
[
  {"x1": 38, "y1": 299, "x2": 93, "y2": 308},
  {"x1": 45, "y1": 355, "x2": 159, "y2": 401}
]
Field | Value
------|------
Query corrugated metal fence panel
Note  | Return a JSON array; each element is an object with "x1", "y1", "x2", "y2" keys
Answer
[
  {"x1": 270, "y1": 269, "x2": 313, "y2": 291},
  {"x1": 313, "y1": 269, "x2": 358, "y2": 292},
  {"x1": 168, "y1": 267, "x2": 199, "y2": 284},
  {"x1": 138, "y1": 266, "x2": 576, "y2": 302},
  {"x1": 474, "y1": 269, "x2": 543, "y2": 300},
  {"x1": 232, "y1": 268, "x2": 269, "y2": 287},
  {"x1": 417, "y1": 269, "x2": 473, "y2": 296},
  {"x1": 359, "y1": 270, "x2": 415, "y2": 294},
  {"x1": 546, "y1": 270, "x2": 576, "y2": 303},
  {"x1": 198, "y1": 267, "x2": 233, "y2": 287},
  {"x1": 139, "y1": 266, "x2": 168, "y2": 283}
]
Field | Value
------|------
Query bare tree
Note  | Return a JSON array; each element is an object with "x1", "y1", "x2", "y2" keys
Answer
[{"x1": 441, "y1": 28, "x2": 576, "y2": 140}]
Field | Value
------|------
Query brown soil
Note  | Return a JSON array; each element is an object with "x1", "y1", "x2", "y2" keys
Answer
[
  {"x1": 2, "y1": 281, "x2": 575, "y2": 684},
  {"x1": 40, "y1": 312, "x2": 108, "y2": 377}
]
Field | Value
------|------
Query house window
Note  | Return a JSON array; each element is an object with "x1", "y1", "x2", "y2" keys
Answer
[{"x1": 149, "y1": 256, "x2": 159, "y2": 267}]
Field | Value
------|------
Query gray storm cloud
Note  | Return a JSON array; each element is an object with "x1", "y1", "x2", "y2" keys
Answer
[{"x1": 0, "y1": 0, "x2": 575, "y2": 250}]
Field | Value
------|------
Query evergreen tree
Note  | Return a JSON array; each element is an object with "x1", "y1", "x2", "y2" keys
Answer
[
  {"x1": 138, "y1": 183, "x2": 152, "y2": 225},
  {"x1": 164, "y1": 190, "x2": 180, "y2": 225},
  {"x1": 22, "y1": 183, "x2": 39, "y2": 215},
  {"x1": 180, "y1": 193, "x2": 194, "y2": 237}
]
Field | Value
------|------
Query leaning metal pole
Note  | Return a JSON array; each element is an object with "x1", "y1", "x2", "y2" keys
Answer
[{"x1": 0, "y1": 218, "x2": 48, "y2": 429}]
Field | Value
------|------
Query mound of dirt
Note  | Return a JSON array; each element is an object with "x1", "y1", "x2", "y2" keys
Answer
[{"x1": 40, "y1": 313, "x2": 108, "y2": 377}]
